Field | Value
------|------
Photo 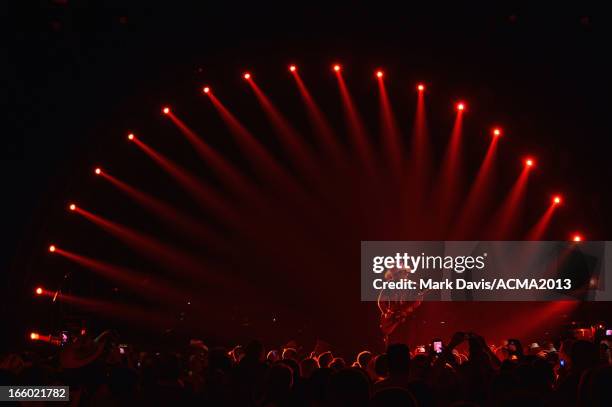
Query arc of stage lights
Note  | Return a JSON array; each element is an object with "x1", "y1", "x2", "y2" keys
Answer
[{"x1": 38, "y1": 64, "x2": 587, "y2": 304}]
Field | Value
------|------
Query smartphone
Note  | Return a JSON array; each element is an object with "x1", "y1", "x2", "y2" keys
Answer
[
  {"x1": 60, "y1": 331, "x2": 70, "y2": 346},
  {"x1": 606, "y1": 329, "x2": 612, "y2": 336},
  {"x1": 119, "y1": 344, "x2": 128, "y2": 355},
  {"x1": 560, "y1": 359, "x2": 566, "y2": 367},
  {"x1": 432, "y1": 339, "x2": 443, "y2": 354}
]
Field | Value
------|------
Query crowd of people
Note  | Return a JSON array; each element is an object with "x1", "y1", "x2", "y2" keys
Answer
[{"x1": 1, "y1": 329, "x2": 611, "y2": 406}]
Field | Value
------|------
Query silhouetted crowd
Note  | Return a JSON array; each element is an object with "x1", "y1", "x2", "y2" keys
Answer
[{"x1": 1, "y1": 330, "x2": 611, "y2": 406}]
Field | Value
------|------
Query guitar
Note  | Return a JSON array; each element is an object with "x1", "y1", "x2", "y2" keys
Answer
[{"x1": 377, "y1": 268, "x2": 429, "y2": 338}]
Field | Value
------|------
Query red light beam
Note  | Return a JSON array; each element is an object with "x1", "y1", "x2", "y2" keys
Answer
[
  {"x1": 434, "y1": 103, "x2": 466, "y2": 232},
  {"x1": 52, "y1": 247, "x2": 189, "y2": 304},
  {"x1": 406, "y1": 82, "x2": 431, "y2": 220},
  {"x1": 334, "y1": 67, "x2": 374, "y2": 172},
  {"x1": 130, "y1": 136, "x2": 238, "y2": 224},
  {"x1": 451, "y1": 130, "x2": 502, "y2": 238},
  {"x1": 377, "y1": 72, "x2": 402, "y2": 177},
  {"x1": 488, "y1": 160, "x2": 535, "y2": 239},
  {"x1": 205, "y1": 92, "x2": 311, "y2": 201},
  {"x1": 29, "y1": 332, "x2": 52, "y2": 343},
  {"x1": 525, "y1": 195, "x2": 562, "y2": 240},
  {"x1": 51, "y1": 292, "x2": 178, "y2": 328},
  {"x1": 164, "y1": 111, "x2": 259, "y2": 201},
  {"x1": 70, "y1": 205, "x2": 228, "y2": 283},
  {"x1": 245, "y1": 77, "x2": 318, "y2": 179},
  {"x1": 97, "y1": 170, "x2": 225, "y2": 249},
  {"x1": 290, "y1": 69, "x2": 344, "y2": 164}
]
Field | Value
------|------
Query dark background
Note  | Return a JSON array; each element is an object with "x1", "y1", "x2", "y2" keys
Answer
[{"x1": 2, "y1": 2, "x2": 612, "y2": 352}]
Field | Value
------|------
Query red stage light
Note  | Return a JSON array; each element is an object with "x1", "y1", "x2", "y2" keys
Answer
[
  {"x1": 493, "y1": 127, "x2": 502, "y2": 137},
  {"x1": 49, "y1": 245, "x2": 56, "y2": 253},
  {"x1": 69, "y1": 203, "x2": 76, "y2": 211},
  {"x1": 243, "y1": 72, "x2": 251, "y2": 80},
  {"x1": 572, "y1": 234, "x2": 583, "y2": 242},
  {"x1": 456, "y1": 102, "x2": 465, "y2": 111},
  {"x1": 553, "y1": 195, "x2": 562, "y2": 205},
  {"x1": 203, "y1": 86, "x2": 210, "y2": 94},
  {"x1": 417, "y1": 83, "x2": 425, "y2": 91},
  {"x1": 127, "y1": 133, "x2": 135, "y2": 141},
  {"x1": 333, "y1": 64, "x2": 341, "y2": 72},
  {"x1": 35, "y1": 287, "x2": 43, "y2": 295},
  {"x1": 94, "y1": 167, "x2": 101, "y2": 175},
  {"x1": 376, "y1": 70, "x2": 384, "y2": 78},
  {"x1": 162, "y1": 107, "x2": 170, "y2": 115},
  {"x1": 525, "y1": 157, "x2": 535, "y2": 168},
  {"x1": 30, "y1": 332, "x2": 39, "y2": 341},
  {"x1": 289, "y1": 65, "x2": 297, "y2": 72}
]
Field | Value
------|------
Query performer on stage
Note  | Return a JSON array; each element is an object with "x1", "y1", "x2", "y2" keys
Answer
[{"x1": 377, "y1": 266, "x2": 425, "y2": 347}]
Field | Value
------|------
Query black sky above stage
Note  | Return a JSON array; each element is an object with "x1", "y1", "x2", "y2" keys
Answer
[{"x1": 3, "y1": 4, "x2": 612, "y2": 351}]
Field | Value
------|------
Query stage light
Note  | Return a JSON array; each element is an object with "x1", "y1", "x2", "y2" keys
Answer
[
  {"x1": 35, "y1": 287, "x2": 43, "y2": 295},
  {"x1": 376, "y1": 70, "x2": 384, "y2": 78},
  {"x1": 492, "y1": 127, "x2": 502, "y2": 137},
  {"x1": 553, "y1": 195, "x2": 562, "y2": 205},
  {"x1": 203, "y1": 86, "x2": 210, "y2": 94},
  {"x1": 49, "y1": 245, "x2": 56, "y2": 253},
  {"x1": 289, "y1": 65, "x2": 297, "y2": 72},
  {"x1": 162, "y1": 107, "x2": 170, "y2": 115},
  {"x1": 30, "y1": 332, "x2": 40, "y2": 341},
  {"x1": 243, "y1": 72, "x2": 251, "y2": 80},
  {"x1": 572, "y1": 233, "x2": 583, "y2": 242},
  {"x1": 456, "y1": 102, "x2": 465, "y2": 111},
  {"x1": 417, "y1": 83, "x2": 425, "y2": 91},
  {"x1": 333, "y1": 64, "x2": 341, "y2": 72},
  {"x1": 525, "y1": 157, "x2": 535, "y2": 168},
  {"x1": 127, "y1": 133, "x2": 134, "y2": 141},
  {"x1": 69, "y1": 203, "x2": 76, "y2": 211},
  {"x1": 94, "y1": 167, "x2": 101, "y2": 175}
]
